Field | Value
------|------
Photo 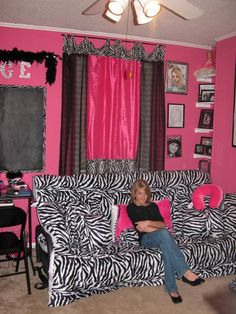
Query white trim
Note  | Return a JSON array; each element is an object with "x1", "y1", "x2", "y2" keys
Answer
[
  {"x1": 0, "y1": 22, "x2": 212, "y2": 50},
  {"x1": 196, "y1": 102, "x2": 214, "y2": 108},
  {"x1": 193, "y1": 154, "x2": 212, "y2": 159},
  {"x1": 195, "y1": 128, "x2": 213, "y2": 133},
  {"x1": 215, "y1": 32, "x2": 236, "y2": 42}
]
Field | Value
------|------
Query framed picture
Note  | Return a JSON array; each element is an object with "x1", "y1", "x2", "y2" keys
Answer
[
  {"x1": 200, "y1": 136, "x2": 212, "y2": 146},
  {"x1": 204, "y1": 145, "x2": 212, "y2": 156},
  {"x1": 167, "y1": 103, "x2": 185, "y2": 128},
  {"x1": 165, "y1": 61, "x2": 188, "y2": 94},
  {"x1": 198, "y1": 159, "x2": 211, "y2": 173},
  {"x1": 167, "y1": 135, "x2": 182, "y2": 158},
  {"x1": 198, "y1": 84, "x2": 215, "y2": 101},
  {"x1": 198, "y1": 109, "x2": 214, "y2": 129},
  {"x1": 194, "y1": 144, "x2": 204, "y2": 154},
  {"x1": 199, "y1": 90, "x2": 215, "y2": 102}
]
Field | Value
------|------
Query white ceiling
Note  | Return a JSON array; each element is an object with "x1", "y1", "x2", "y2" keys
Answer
[{"x1": 1, "y1": 0, "x2": 236, "y2": 49}]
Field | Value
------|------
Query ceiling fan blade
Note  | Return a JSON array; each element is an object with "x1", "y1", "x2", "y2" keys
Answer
[
  {"x1": 82, "y1": 0, "x2": 107, "y2": 15},
  {"x1": 159, "y1": 0, "x2": 204, "y2": 20}
]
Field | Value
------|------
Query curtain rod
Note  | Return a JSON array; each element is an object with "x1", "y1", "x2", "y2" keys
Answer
[{"x1": 62, "y1": 33, "x2": 165, "y2": 47}]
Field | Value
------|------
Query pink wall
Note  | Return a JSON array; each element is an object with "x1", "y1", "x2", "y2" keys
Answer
[
  {"x1": 0, "y1": 27, "x2": 63, "y2": 240},
  {"x1": 1, "y1": 26, "x2": 235, "y2": 242},
  {"x1": 211, "y1": 36, "x2": 236, "y2": 192}
]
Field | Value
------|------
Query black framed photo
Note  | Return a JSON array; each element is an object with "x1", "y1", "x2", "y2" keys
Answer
[
  {"x1": 200, "y1": 136, "x2": 212, "y2": 146},
  {"x1": 204, "y1": 145, "x2": 212, "y2": 156},
  {"x1": 167, "y1": 103, "x2": 185, "y2": 128},
  {"x1": 199, "y1": 90, "x2": 215, "y2": 102},
  {"x1": 167, "y1": 135, "x2": 182, "y2": 158},
  {"x1": 198, "y1": 109, "x2": 214, "y2": 129},
  {"x1": 165, "y1": 61, "x2": 188, "y2": 94},
  {"x1": 194, "y1": 144, "x2": 204, "y2": 154},
  {"x1": 198, "y1": 159, "x2": 211, "y2": 173},
  {"x1": 198, "y1": 84, "x2": 215, "y2": 101}
]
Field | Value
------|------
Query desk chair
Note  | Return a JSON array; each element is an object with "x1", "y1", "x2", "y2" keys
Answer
[{"x1": 0, "y1": 206, "x2": 31, "y2": 294}]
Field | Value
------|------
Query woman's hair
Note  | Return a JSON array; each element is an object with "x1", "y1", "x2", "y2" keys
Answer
[{"x1": 130, "y1": 179, "x2": 151, "y2": 203}]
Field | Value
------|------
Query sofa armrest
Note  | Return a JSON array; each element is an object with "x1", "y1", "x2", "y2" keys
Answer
[{"x1": 36, "y1": 202, "x2": 71, "y2": 249}]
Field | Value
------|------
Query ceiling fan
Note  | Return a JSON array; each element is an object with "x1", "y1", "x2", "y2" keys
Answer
[{"x1": 82, "y1": 0, "x2": 204, "y2": 24}]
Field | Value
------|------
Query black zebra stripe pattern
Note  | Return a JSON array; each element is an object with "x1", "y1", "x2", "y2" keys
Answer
[{"x1": 34, "y1": 170, "x2": 236, "y2": 307}]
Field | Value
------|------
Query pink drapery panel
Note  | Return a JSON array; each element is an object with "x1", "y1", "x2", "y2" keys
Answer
[{"x1": 87, "y1": 55, "x2": 141, "y2": 160}]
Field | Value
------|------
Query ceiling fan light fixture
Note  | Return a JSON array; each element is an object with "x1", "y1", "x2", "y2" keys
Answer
[
  {"x1": 134, "y1": 0, "x2": 153, "y2": 24},
  {"x1": 108, "y1": 0, "x2": 129, "y2": 16},
  {"x1": 105, "y1": 9, "x2": 122, "y2": 22},
  {"x1": 143, "y1": 0, "x2": 161, "y2": 17}
]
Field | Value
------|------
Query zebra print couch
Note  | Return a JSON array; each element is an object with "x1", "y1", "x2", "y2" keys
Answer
[{"x1": 33, "y1": 170, "x2": 236, "y2": 307}]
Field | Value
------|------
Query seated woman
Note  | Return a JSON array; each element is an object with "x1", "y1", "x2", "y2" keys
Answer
[{"x1": 127, "y1": 179, "x2": 205, "y2": 304}]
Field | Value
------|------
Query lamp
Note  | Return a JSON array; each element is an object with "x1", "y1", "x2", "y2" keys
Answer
[
  {"x1": 108, "y1": 0, "x2": 129, "y2": 15},
  {"x1": 105, "y1": 0, "x2": 129, "y2": 22},
  {"x1": 140, "y1": 0, "x2": 161, "y2": 17},
  {"x1": 105, "y1": 9, "x2": 123, "y2": 22},
  {"x1": 105, "y1": 0, "x2": 162, "y2": 24},
  {"x1": 133, "y1": 0, "x2": 153, "y2": 24}
]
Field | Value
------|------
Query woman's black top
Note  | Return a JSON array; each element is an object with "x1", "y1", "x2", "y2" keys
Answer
[{"x1": 127, "y1": 202, "x2": 163, "y2": 240}]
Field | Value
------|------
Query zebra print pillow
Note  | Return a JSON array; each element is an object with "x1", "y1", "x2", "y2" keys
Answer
[
  {"x1": 180, "y1": 204, "x2": 224, "y2": 240},
  {"x1": 65, "y1": 203, "x2": 112, "y2": 252},
  {"x1": 181, "y1": 207, "x2": 209, "y2": 239}
]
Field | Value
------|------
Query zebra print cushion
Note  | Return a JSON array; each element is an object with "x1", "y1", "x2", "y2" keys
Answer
[
  {"x1": 65, "y1": 203, "x2": 112, "y2": 253},
  {"x1": 181, "y1": 206, "x2": 210, "y2": 239}
]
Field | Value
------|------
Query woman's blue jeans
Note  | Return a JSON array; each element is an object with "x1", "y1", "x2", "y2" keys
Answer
[{"x1": 141, "y1": 228, "x2": 189, "y2": 293}]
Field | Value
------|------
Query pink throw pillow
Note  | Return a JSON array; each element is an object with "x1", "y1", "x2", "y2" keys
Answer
[
  {"x1": 115, "y1": 204, "x2": 133, "y2": 239},
  {"x1": 192, "y1": 184, "x2": 223, "y2": 211},
  {"x1": 115, "y1": 199, "x2": 172, "y2": 239},
  {"x1": 154, "y1": 199, "x2": 172, "y2": 231}
]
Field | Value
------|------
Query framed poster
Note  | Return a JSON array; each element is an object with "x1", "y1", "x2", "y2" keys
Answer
[
  {"x1": 167, "y1": 103, "x2": 185, "y2": 128},
  {"x1": 165, "y1": 61, "x2": 188, "y2": 94},
  {"x1": 167, "y1": 135, "x2": 182, "y2": 158}
]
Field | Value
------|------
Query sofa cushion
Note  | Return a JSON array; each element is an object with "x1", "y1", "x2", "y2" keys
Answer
[
  {"x1": 179, "y1": 202, "x2": 224, "y2": 240},
  {"x1": 181, "y1": 206, "x2": 209, "y2": 239},
  {"x1": 65, "y1": 202, "x2": 112, "y2": 252}
]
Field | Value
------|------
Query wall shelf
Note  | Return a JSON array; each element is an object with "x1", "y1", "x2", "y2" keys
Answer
[
  {"x1": 193, "y1": 154, "x2": 212, "y2": 159},
  {"x1": 196, "y1": 74, "x2": 216, "y2": 82},
  {"x1": 195, "y1": 128, "x2": 213, "y2": 133},
  {"x1": 196, "y1": 102, "x2": 214, "y2": 108}
]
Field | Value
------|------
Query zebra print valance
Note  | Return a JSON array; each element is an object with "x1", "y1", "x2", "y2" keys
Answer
[{"x1": 63, "y1": 35, "x2": 165, "y2": 62}]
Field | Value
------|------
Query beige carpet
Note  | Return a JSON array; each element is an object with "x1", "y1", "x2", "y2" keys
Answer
[{"x1": 0, "y1": 255, "x2": 235, "y2": 314}]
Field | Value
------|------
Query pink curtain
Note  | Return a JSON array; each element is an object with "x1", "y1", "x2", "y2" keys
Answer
[{"x1": 87, "y1": 55, "x2": 141, "y2": 160}]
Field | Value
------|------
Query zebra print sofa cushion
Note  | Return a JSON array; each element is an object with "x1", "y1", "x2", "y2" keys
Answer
[
  {"x1": 179, "y1": 204, "x2": 224, "y2": 240},
  {"x1": 65, "y1": 202, "x2": 112, "y2": 253},
  {"x1": 34, "y1": 170, "x2": 236, "y2": 307}
]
